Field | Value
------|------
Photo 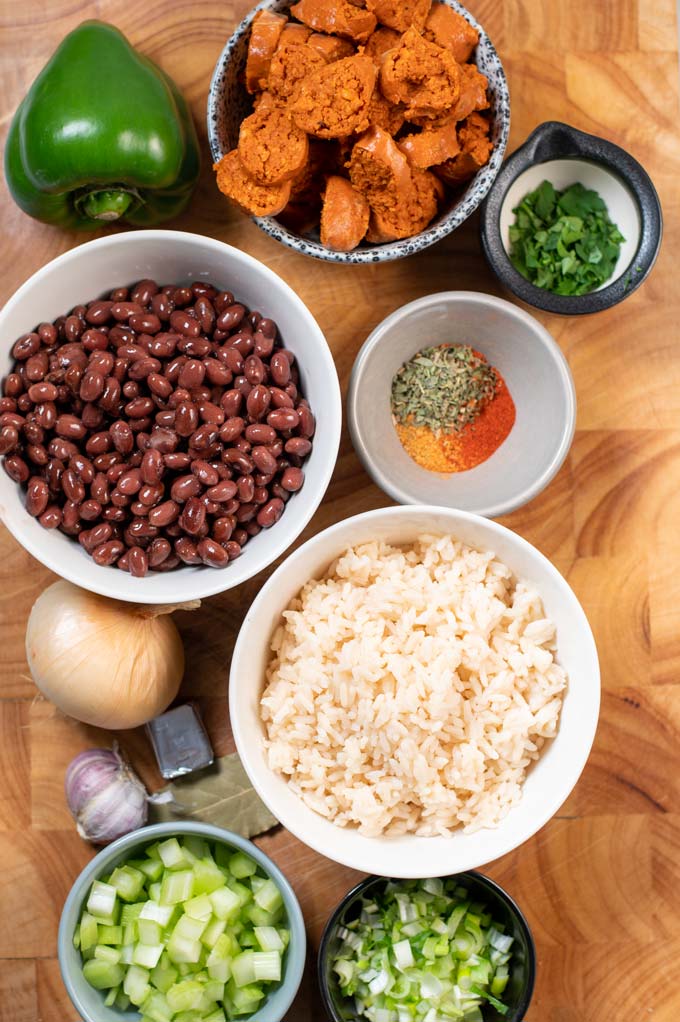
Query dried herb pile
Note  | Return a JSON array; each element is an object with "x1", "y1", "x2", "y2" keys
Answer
[{"x1": 391, "y1": 344, "x2": 499, "y2": 435}]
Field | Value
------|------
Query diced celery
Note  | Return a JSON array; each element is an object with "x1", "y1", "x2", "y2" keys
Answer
[
  {"x1": 202, "y1": 1010, "x2": 227, "y2": 1022},
  {"x1": 166, "y1": 932, "x2": 202, "y2": 965},
  {"x1": 139, "y1": 901, "x2": 175, "y2": 928},
  {"x1": 239, "y1": 929, "x2": 257, "y2": 948},
  {"x1": 246, "y1": 903, "x2": 282, "y2": 928},
  {"x1": 140, "y1": 989, "x2": 173, "y2": 1022},
  {"x1": 124, "y1": 964, "x2": 151, "y2": 1006},
  {"x1": 231, "y1": 951, "x2": 255, "y2": 989},
  {"x1": 207, "y1": 957, "x2": 232, "y2": 983},
  {"x1": 133, "y1": 943, "x2": 164, "y2": 969},
  {"x1": 94, "y1": 945, "x2": 121, "y2": 964},
  {"x1": 160, "y1": 870, "x2": 194, "y2": 906},
  {"x1": 207, "y1": 933, "x2": 238, "y2": 963},
  {"x1": 193, "y1": 858, "x2": 227, "y2": 896},
  {"x1": 204, "y1": 979, "x2": 225, "y2": 1003},
  {"x1": 278, "y1": 927, "x2": 290, "y2": 950},
  {"x1": 201, "y1": 917, "x2": 227, "y2": 949},
  {"x1": 123, "y1": 922, "x2": 137, "y2": 946},
  {"x1": 98, "y1": 924, "x2": 123, "y2": 945},
  {"x1": 254, "y1": 879, "x2": 283, "y2": 914},
  {"x1": 166, "y1": 978, "x2": 204, "y2": 1012},
  {"x1": 138, "y1": 919, "x2": 163, "y2": 946},
  {"x1": 120, "y1": 944, "x2": 134, "y2": 965},
  {"x1": 110, "y1": 865, "x2": 145, "y2": 902},
  {"x1": 79, "y1": 912, "x2": 98, "y2": 951},
  {"x1": 249, "y1": 876, "x2": 266, "y2": 894},
  {"x1": 183, "y1": 836, "x2": 210, "y2": 861},
  {"x1": 228, "y1": 852, "x2": 257, "y2": 879},
  {"x1": 87, "y1": 881, "x2": 117, "y2": 919},
  {"x1": 145, "y1": 843, "x2": 162, "y2": 860},
  {"x1": 149, "y1": 882, "x2": 162, "y2": 902},
  {"x1": 209, "y1": 886, "x2": 241, "y2": 922},
  {"x1": 82, "y1": 958, "x2": 125, "y2": 990},
  {"x1": 115, "y1": 990, "x2": 131, "y2": 1011},
  {"x1": 228, "y1": 979, "x2": 265, "y2": 1013},
  {"x1": 121, "y1": 902, "x2": 145, "y2": 925},
  {"x1": 184, "y1": 893, "x2": 213, "y2": 921},
  {"x1": 150, "y1": 956, "x2": 179, "y2": 994},
  {"x1": 228, "y1": 880, "x2": 253, "y2": 907},
  {"x1": 104, "y1": 985, "x2": 119, "y2": 1007},
  {"x1": 254, "y1": 926, "x2": 284, "y2": 952},
  {"x1": 158, "y1": 838, "x2": 189, "y2": 871},
  {"x1": 136, "y1": 858, "x2": 164, "y2": 882},
  {"x1": 174, "y1": 913, "x2": 208, "y2": 941},
  {"x1": 252, "y1": 950, "x2": 281, "y2": 982}
]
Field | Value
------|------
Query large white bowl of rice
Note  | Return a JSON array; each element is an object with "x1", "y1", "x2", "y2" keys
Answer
[{"x1": 229, "y1": 505, "x2": 599, "y2": 876}]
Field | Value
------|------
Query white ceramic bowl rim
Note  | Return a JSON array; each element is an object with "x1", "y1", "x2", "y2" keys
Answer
[
  {"x1": 230, "y1": 504, "x2": 600, "y2": 877},
  {"x1": 347, "y1": 292, "x2": 577, "y2": 518},
  {"x1": 0, "y1": 230, "x2": 341, "y2": 602}
]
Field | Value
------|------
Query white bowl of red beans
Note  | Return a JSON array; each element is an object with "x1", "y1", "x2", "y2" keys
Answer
[{"x1": 0, "y1": 230, "x2": 341, "y2": 602}]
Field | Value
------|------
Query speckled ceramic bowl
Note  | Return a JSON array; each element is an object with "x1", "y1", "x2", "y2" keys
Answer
[{"x1": 207, "y1": 0, "x2": 510, "y2": 263}]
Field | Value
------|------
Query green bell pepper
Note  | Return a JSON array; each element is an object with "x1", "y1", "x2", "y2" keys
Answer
[{"x1": 4, "y1": 20, "x2": 200, "y2": 229}]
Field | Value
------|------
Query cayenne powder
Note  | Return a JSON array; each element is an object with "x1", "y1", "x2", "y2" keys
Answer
[{"x1": 391, "y1": 343, "x2": 515, "y2": 473}]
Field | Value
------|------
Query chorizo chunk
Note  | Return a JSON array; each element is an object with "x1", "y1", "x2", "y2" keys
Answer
[
  {"x1": 434, "y1": 112, "x2": 493, "y2": 186},
  {"x1": 277, "y1": 22, "x2": 313, "y2": 46},
  {"x1": 379, "y1": 28, "x2": 461, "y2": 121},
  {"x1": 238, "y1": 105, "x2": 309, "y2": 185},
  {"x1": 362, "y1": 25, "x2": 401, "y2": 62},
  {"x1": 348, "y1": 125, "x2": 412, "y2": 216},
  {"x1": 367, "y1": 90, "x2": 406, "y2": 134},
  {"x1": 213, "y1": 150, "x2": 292, "y2": 217},
  {"x1": 290, "y1": 0, "x2": 377, "y2": 43},
  {"x1": 320, "y1": 175, "x2": 370, "y2": 250},
  {"x1": 245, "y1": 10, "x2": 287, "y2": 93},
  {"x1": 365, "y1": 0, "x2": 430, "y2": 33},
  {"x1": 307, "y1": 32, "x2": 356, "y2": 60},
  {"x1": 366, "y1": 167, "x2": 443, "y2": 241},
  {"x1": 268, "y1": 41, "x2": 327, "y2": 100},
  {"x1": 290, "y1": 54, "x2": 377, "y2": 138},
  {"x1": 423, "y1": 2, "x2": 479, "y2": 62},
  {"x1": 398, "y1": 121, "x2": 460, "y2": 168}
]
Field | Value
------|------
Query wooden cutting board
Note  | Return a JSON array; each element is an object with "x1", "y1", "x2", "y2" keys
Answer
[{"x1": 0, "y1": 0, "x2": 678, "y2": 1018}]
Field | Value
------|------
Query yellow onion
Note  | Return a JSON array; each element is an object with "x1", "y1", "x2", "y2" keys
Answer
[{"x1": 25, "y1": 580, "x2": 198, "y2": 729}]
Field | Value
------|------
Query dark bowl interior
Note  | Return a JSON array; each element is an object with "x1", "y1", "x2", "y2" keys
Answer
[
  {"x1": 318, "y1": 871, "x2": 536, "y2": 1022},
  {"x1": 207, "y1": 0, "x2": 510, "y2": 263},
  {"x1": 480, "y1": 120, "x2": 662, "y2": 315}
]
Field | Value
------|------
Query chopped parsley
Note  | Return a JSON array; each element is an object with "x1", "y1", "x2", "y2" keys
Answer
[{"x1": 509, "y1": 180, "x2": 625, "y2": 296}]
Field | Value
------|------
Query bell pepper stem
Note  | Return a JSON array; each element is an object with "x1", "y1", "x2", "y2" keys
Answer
[{"x1": 80, "y1": 189, "x2": 135, "y2": 221}]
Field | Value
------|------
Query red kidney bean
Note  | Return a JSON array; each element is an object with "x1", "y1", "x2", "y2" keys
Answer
[
  {"x1": 55, "y1": 414, "x2": 86, "y2": 440},
  {"x1": 178, "y1": 359, "x2": 205, "y2": 390},
  {"x1": 148, "y1": 537, "x2": 172, "y2": 567},
  {"x1": 63, "y1": 315, "x2": 83, "y2": 342},
  {"x1": 220, "y1": 390, "x2": 243, "y2": 419},
  {"x1": 297, "y1": 403, "x2": 316, "y2": 437},
  {"x1": 269, "y1": 352, "x2": 291, "y2": 386},
  {"x1": 80, "y1": 403, "x2": 104, "y2": 430},
  {"x1": 224, "y1": 449, "x2": 254, "y2": 475},
  {"x1": 198, "y1": 401, "x2": 224, "y2": 426},
  {"x1": 253, "y1": 330, "x2": 275, "y2": 359},
  {"x1": 179, "y1": 496, "x2": 206, "y2": 535},
  {"x1": 0, "y1": 427, "x2": 19, "y2": 455},
  {"x1": 27, "y1": 443, "x2": 49, "y2": 466},
  {"x1": 281, "y1": 467, "x2": 304, "y2": 492},
  {"x1": 38, "y1": 322, "x2": 58, "y2": 344},
  {"x1": 236, "y1": 475, "x2": 255, "y2": 503},
  {"x1": 251, "y1": 446, "x2": 278, "y2": 475},
  {"x1": 138, "y1": 483, "x2": 164, "y2": 507},
  {"x1": 94, "y1": 452, "x2": 121, "y2": 471},
  {"x1": 257, "y1": 497, "x2": 284, "y2": 528},
  {"x1": 141, "y1": 449, "x2": 164, "y2": 485},
  {"x1": 206, "y1": 478, "x2": 238, "y2": 502},
  {"x1": 62, "y1": 468, "x2": 86, "y2": 503},
  {"x1": 244, "y1": 355, "x2": 266, "y2": 385},
  {"x1": 124, "y1": 396, "x2": 154, "y2": 418},
  {"x1": 129, "y1": 313, "x2": 161, "y2": 334},
  {"x1": 92, "y1": 539, "x2": 125, "y2": 565},
  {"x1": 147, "y1": 428, "x2": 178, "y2": 454},
  {"x1": 232, "y1": 528, "x2": 248, "y2": 546},
  {"x1": 285, "y1": 436, "x2": 312, "y2": 457},
  {"x1": 39, "y1": 505, "x2": 62, "y2": 529},
  {"x1": 191, "y1": 460, "x2": 219, "y2": 487},
  {"x1": 169, "y1": 310, "x2": 200, "y2": 338},
  {"x1": 79, "y1": 371, "x2": 105, "y2": 403},
  {"x1": 246, "y1": 385, "x2": 271, "y2": 421},
  {"x1": 127, "y1": 546, "x2": 148, "y2": 576},
  {"x1": 13, "y1": 333, "x2": 41, "y2": 360},
  {"x1": 110, "y1": 420, "x2": 134, "y2": 454},
  {"x1": 164, "y1": 452, "x2": 192, "y2": 471},
  {"x1": 245, "y1": 423, "x2": 276, "y2": 444},
  {"x1": 28, "y1": 382, "x2": 58, "y2": 403},
  {"x1": 79, "y1": 523, "x2": 112, "y2": 553},
  {"x1": 117, "y1": 468, "x2": 142, "y2": 495},
  {"x1": 204, "y1": 359, "x2": 232, "y2": 386},
  {"x1": 175, "y1": 401, "x2": 199, "y2": 437},
  {"x1": 147, "y1": 373, "x2": 173, "y2": 399},
  {"x1": 267, "y1": 408, "x2": 299, "y2": 431},
  {"x1": 198, "y1": 537, "x2": 229, "y2": 567},
  {"x1": 175, "y1": 536, "x2": 201, "y2": 564},
  {"x1": 69, "y1": 454, "x2": 95, "y2": 485},
  {"x1": 85, "y1": 301, "x2": 113, "y2": 325},
  {"x1": 111, "y1": 301, "x2": 144, "y2": 322},
  {"x1": 26, "y1": 477, "x2": 49, "y2": 516},
  {"x1": 131, "y1": 279, "x2": 159, "y2": 306},
  {"x1": 25, "y1": 352, "x2": 49, "y2": 382},
  {"x1": 270, "y1": 386, "x2": 294, "y2": 409},
  {"x1": 0, "y1": 412, "x2": 25, "y2": 430},
  {"x1": 146, "y1": 500, "x2": 179, "y2": 527},
  {"x1": 216, "y1": 304, "x2": 245, "y2": 332},
  {"x1": 80, "y1": 499, "x2": 102, "y2": 521},
  {"x1": 171, "y1": 474, "x2": 202, "y2": 502},
  {"x1": 0, "y1": 398, "x2": 17, "y2": 414}
]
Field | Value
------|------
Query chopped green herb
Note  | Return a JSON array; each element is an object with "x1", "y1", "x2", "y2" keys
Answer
[
  {"x1": 391, "y1": 344, "x2": 498, "y2": 435},
  {"x1": 509, "y1": 180, "x2": 625, "y2": 296}
]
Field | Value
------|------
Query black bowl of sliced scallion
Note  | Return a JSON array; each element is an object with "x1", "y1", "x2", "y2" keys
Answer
[
  {"x1": 480, "y1": 121, "x2": 662, "y2": 315},
  {"x1": 318, "y1": 872, "x2": 536, "y2": 1022}
]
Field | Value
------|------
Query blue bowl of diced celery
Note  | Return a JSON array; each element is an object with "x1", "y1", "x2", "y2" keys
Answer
[
  {"x1": 318, "y1": 872, "x2": 535, "y2": 1022},
  {"x1": 58, "y1": 821, "x2": 306, "y2": 1022}
]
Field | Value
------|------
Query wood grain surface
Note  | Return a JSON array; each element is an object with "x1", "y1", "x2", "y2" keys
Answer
[{"x1": 0, "y1": 0, "x2": 678, "y2": 1019}]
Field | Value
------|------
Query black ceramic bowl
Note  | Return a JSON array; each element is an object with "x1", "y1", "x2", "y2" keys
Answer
[
  {"x1": 318, "y1": 872, "x2": 536, "y2": 1022},
  {"x1": 480, "y1": 120, "x2": 662, "y2": 314}
]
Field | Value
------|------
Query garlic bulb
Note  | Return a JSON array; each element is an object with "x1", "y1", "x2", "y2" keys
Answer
[
  {"x1": 26, "y1": 580, "x2": 198, "y2": 729},
  {"x1": 65, "y1": 745, "x2": 148, "y2": 843}
]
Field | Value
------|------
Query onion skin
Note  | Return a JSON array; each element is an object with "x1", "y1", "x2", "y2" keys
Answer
[{"x1": 26, "y1": 580, "x2": 184, "y2": 729}]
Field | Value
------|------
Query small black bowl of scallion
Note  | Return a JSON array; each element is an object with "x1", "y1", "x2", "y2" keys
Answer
[
  {"x1": 480, "y1": 121, "x2": 662, "y2": 315},
  {"x1": 318, "y1": 872, "x2": 536, "y2": 1022}
]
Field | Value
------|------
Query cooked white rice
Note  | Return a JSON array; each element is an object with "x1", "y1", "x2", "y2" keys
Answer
[{"x1": 260, "y1": 535, "x2": 567, "y2": 837}]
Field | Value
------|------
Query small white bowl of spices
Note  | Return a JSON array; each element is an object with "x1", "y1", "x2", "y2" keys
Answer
[{"x1": 347, "y1": 291, "x2": 576, "y2": 518}]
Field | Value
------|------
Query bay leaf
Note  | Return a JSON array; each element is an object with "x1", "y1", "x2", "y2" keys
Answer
[{"x1": 148, "y1": 753, "x2": 279, "y2": 839}]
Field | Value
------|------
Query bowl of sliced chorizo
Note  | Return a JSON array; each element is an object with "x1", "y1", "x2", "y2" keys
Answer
[{"x1": 208, "y1": 0, "x2": 510, "y2": 262}]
